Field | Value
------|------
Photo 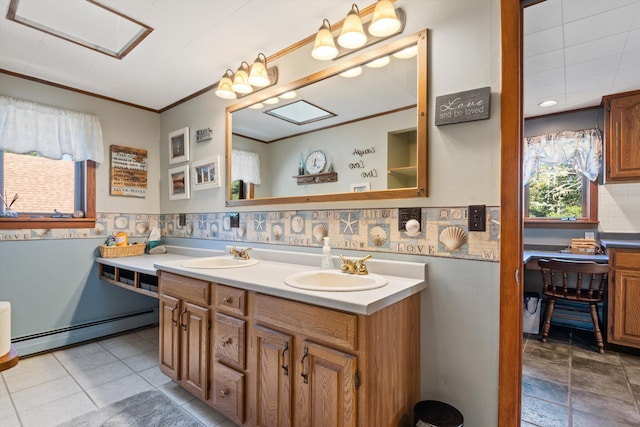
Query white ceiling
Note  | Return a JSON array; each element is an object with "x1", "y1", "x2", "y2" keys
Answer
[
  {"x1": 524, "y1": 0, "x2": 640, "y2": 117},
  {"x1": 1, "y1": 0, "x2": 638, "y2": 115}
]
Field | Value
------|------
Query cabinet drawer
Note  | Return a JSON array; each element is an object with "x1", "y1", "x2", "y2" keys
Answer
[
  {"x1": 215, "y1": 285, "x2": 247, "y2": 316},
  {"x1": 214, "y1": 313, "x2": 246, "y2": 370},
  {"x1": 212, "y1": 362, "x2": 245, "y2": 425},
  {"x1": 160, "y1": 272, "x2": 209, "y2": 306},
  {"x1": 612, "y1": 250, "x2": 640, "y2": 270},
  {"x1": 255, "y1": 293, "x2": 358, "y2": 351}
]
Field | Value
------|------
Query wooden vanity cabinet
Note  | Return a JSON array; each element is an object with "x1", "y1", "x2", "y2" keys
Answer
[
  {"x1": 159, "y1": 272, "x2": 210, "y2": 400},
  {"x1": 608, "y1": 248, "x2": 640, "y2": 348},
  {"x1": 603, "y1": 90, "x2": 640, "y2": 183}
]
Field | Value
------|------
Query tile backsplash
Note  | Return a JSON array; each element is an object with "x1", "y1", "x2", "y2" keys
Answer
[
  {"x1": 0, "y1": 207, "x2": 500, "y2": 262},
  {"x1": 598, "y1": 183, "x2": 640, "y2": 233}
]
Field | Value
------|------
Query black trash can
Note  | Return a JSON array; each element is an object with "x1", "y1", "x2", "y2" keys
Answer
[{"x1": 414, "y1": 400, "x2": 463, "y2": 427}]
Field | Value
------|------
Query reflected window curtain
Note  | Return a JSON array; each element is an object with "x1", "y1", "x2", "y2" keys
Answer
[
  {"x1": 231, "y1": 149, "x2": 261, "y2": 185},
  {"x1": 0, "y1": 95, "x2": 104, "y2": 163},
  {"x1": 523, "y1": 128, "x2": 603, "y2": 186}
]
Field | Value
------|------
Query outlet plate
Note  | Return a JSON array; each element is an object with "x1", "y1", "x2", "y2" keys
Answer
[
  {"x1": 229, "y1": 213, "x2": 240, "y2": 228},
  {"x1": 468, "y1": 205, "x2": 486, "y2": 232},
  {"x1": 398, "y1": 208, "x2": 421, "y2": 231},
  {"x1": 178, "y1": 213, "x2": 186, "y2": 227}
]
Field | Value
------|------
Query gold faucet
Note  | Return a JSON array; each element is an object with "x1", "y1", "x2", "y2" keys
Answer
[
  {"x1": 230, "y1": 246, "x2": 252, "y2": 260},
  {"x1": 340, "y1": 254, "x2": 371, "y2": 275}
]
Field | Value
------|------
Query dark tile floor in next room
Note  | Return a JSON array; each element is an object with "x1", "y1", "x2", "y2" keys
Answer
[{"x1": 522, "y1": 326, "x2": 640, "y2": 427}]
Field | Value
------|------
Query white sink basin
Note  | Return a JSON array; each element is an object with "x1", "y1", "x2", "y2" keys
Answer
[
  {"x1": 284, "y1": 270, "x2": 388, "y2": 292},
  {"x1": 182, "y1": 256, "x2": 259, "y2": 269}
]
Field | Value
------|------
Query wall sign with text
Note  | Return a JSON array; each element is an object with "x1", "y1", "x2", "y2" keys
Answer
[
  {"x1": 435, "y1": 87, "x2": 491, "y2": 126},
  {"x1": 110, "y1": 145, "x2": 148, "y2": 198}
]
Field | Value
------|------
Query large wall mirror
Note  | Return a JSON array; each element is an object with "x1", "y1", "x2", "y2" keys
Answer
[{"x1": 225, "y1": 29, "x2": 427, "y2": 207}]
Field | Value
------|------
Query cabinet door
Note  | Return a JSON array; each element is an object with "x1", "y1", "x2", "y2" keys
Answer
[
  {"x1": 254, "y1": 325, "x2": 292, "y2": 427},
  {"x1": 607, "y1": 93, "x2": 640, "y2": 182},
  {"x1": 298, "y1": 341, "x2": 357, "y2": 427},
  {"x1": 180, "y1": 302, "x2": 210, "y2": 400},
  {"x1": 610, "y1": 269, "x2": 640, "y2": 347},
  {"x1": 159, "y1": 294, "x2": 180, "y2": 380}
]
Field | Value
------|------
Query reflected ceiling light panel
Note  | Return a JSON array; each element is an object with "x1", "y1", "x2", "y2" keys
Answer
[
  {"x1": 279, "y1": 90, "x2": 297, "y2": 99},
  {"x1": 312, "y1": 19, "x2": 338, "y2": 60},
  {"x1": 368, "y1": 0, "x2": 402, "y2": 37},
  {"x1": 248, "y1": 53, "x2": 270, "y2": 87},
  {"x1": 539, "y1": 100, "x2": 558, "y2": 107},
  {"x1": 248, "y1": 103, "x2": 264, "y2": 109},
  {"x1": 337, "y1": 4, "x2": 367, "y2": 49},
  {"x1": 340, "y1": 66, "x2": 363, "y2": 78},
  {"x1": 215, "y1": 69, "x2": 237, "y2": 99},
  {"x1": 231, "y1": 62, "x2": 253, "y2": 94},
  {"x1": 392, "y1": 45, "x2": 418, "y2": 59},
  {"x1": 365, "y1": 55, "x2": 390, "y2": 68},
  {"x1": 264, "y1": 97, "x2": 280, "y2": 105}
]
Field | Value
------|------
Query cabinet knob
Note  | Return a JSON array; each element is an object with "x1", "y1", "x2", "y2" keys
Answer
[
  {"x1": 222, "y1": 338, "x2": 232, "y2": 346},
  {"x1": 220, "y1": 389, "x2": 229, "y2": 398},
  {"x1": 222, "y1": 297, "x2": 232, "y2": 304}
]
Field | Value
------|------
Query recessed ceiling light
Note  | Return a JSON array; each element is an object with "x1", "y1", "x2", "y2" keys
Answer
[
  {"x1": 266, "y1": 100, "x2": 335, "y2": 125},
  {"x1": 538, "y1": 100, "x2": 558, "y2": 107},
  {"x1": 340, "y1": 67, "x2": 362, "y2": 78}
]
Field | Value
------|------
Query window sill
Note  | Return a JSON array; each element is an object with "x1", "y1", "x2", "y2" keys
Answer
[
  {"x1": 0, "y1": 217, "x2": 96, "y2": 229},
  {"x1": 524, "y1": 219, "x2": 599, "y2": 229}
]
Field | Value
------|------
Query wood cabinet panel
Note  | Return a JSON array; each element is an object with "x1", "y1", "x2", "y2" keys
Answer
[
  {"x1": 159, "y1": 294, "x2": 180, "y2": 379},
  {"x1": 254, "y1": 294, "x2": 358, "y2": 351},
  {"x1": 611, "y1": 269, "x2": 640, "y2": 346},
  {"x1": 161, "y1": 272, "x2": 210, "y2": 306},
  {"x1": 180, "y1": 302, "x2": 210, "y2": 400},
  {"x1": 612, "y1": 250, "x2": 640, "y2": 269},
  {"x1": 213, "y1": 361, "x2": 245, "y2": 425},
  {"x1": 215, "y1": 284, "x2": 247, "y2": 316},
  {"x1": 254, "y1": 325, "x2": 292, "y2": 427},
  {"x1": 604, "y1": 91, "x2": 640, "y2": 182},
  {"x1": 215, "y1": 312, "x2": 246, "y2": 370}
]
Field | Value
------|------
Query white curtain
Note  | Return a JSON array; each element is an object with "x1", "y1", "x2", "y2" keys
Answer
[
  {"x1": 231, "y1": 149, "x2": 261, "y2": 184},
  {"x1": 523, "y1": 128, "x2": 603, "y2": 186},
  {"x1": 0, "y1": 95, "x2": 104, "y2": 163}
]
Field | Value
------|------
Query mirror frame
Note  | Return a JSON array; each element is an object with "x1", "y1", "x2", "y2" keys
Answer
[{"x1": 225, "y1": 29, "x2": 428, "y2": 207}]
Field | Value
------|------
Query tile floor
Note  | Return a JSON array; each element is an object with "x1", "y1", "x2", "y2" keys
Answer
[
  {"x1": 0, "y1": 327, "x2": 237, "y2": 427},
  {"x1": 522, "y1": 326, "x2": 640, "y2": 426}
]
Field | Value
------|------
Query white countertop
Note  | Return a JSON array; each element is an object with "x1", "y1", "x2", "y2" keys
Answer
[{"x1": 128, "y1": 246, "x2": 428, "y2": 316}]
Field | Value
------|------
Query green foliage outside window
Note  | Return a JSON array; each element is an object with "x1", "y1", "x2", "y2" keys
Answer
[{"x1": 528, "y1": 162, "x2": 583, "y2": 218}]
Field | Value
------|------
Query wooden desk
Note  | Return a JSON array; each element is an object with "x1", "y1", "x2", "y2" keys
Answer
[{"x1": 0, "y1": 345, "x2": 18, "y2": 372}]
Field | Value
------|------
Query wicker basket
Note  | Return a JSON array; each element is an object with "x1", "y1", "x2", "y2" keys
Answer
[{"x1": 99, "y1": 244, "x2": 146, "y2": 258}]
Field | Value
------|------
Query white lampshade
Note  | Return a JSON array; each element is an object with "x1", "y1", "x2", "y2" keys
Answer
[
  {"x1": 312, "y1": 19, "x2": 338, "y2": 60},
  {"x1": 279, "y1": 90, "x2": 297, "y2": 99},
  {"x1": 248, "y1": 102, "x2": 264, "y2": 109},
  {"x1": 340, "y1": 66, "x2": 362, "y2": 78},
  {"x1": 248, "y1": 53, "x2": 270, "y2": 87},
  {"x1": 365, "y1": 55, "x2": 390, "y2": 68},
  {"x1": 368, "y1": 0, "x2": 401, "y2": 37},
  {"x1": 337, "y1": 4, "x2": 367, "y2": 49},
  {"x1": 232, "y1": 62, "x2": 253, "y2": 94},
  {"x1": 392, "y1": 45, "x2": 418, "y2": 59},
  {"x1": 215, "y1": 69, "x2": 237, "y2": 99},
  {"x1": 263, "y1": 97, "x2": 279, "y2": 105}
]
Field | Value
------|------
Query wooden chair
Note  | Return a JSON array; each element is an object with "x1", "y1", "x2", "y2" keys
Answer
[{"x1": 538, "y1": 259, "x2": 610, "y2": 353}]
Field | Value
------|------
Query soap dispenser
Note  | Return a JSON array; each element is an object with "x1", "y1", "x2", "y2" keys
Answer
[{"x1": 321, "y1": 237, "x2": 332, "y2": 270}]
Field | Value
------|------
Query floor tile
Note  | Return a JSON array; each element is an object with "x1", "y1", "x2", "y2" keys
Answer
[
  {"x1": 11, "y1": 376, "x2": 82, "y2": 413},
  {"x1": 54, "y1": 348, "x2": 118, "y2": 375},
  {"x1": 159, "y1": 380, "x2": 198, "y2": 406},
  {"x1": 0, "y1": 414, "x2": 20, "y2": 427},
  {"x1": 570, "y1": 368, "x2": 633, "y2": 403},
  {"x1": 522, "y1": 357, "x2": 569, "y2": 385},
  {"x1": 0, "y1": 393, "x2": 16, "y2": 420},
  {"x1": 572, "y1": 408, "x2": 637, "y2": 427},
  {"x1": 572, "y1": 346, "x2": 621, "y2": 366},
  {"x1": 138, "y1": 365, "x2": 173, "y2": 387},
  {"x1": 85, "y1": 373, "x2": 154, "y2": 407},
  {"x1": 521, "y1": 394, "x2": 569, "y2": 427},
  {"x1": 526, "y1": 337, "x2": 571, "y2": 355},
  {"x1": 121, "y1": 349, "x2": 158, "y2": 372},
  {"x1": 19, "y1": 391, "x2": 96, "y2": 427},
  {"x1": 135, "y1": 327, "x2": 159, "y2": 345},
  {"x1": 52, "y1": 342, "x2": 104, "y2": 360},
  {"x1": 571, "y1": 388, "x2": 640, "y2": 425},
  {"x1": 2, "y1": 353, "x2": 68, "y2": 393},
  {"x1": 522, "y1": 374, "x2": 568, "y2": 405},
  {"x1": 71, "y1": 360, "x2": 134, "y2": 390},
  {"x1": 182, "y1": 398, "x2": 227, "y2": 427},
  {"x1": 523, "y1": 345, "x2": 571, "y2": 365},
  {"x1": 105, "y1": 339, "x2": 157, "y2": 360},
  {"x1": 98, "y1": 333, "x2": 143, "y2": 350}
]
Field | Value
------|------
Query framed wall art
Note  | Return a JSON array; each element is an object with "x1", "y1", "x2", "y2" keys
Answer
[
  {"x1": 168, "y1": 165, "x2": 190, "y2": 200},
  {"x1": 192, "y1": 156, "x2": 220, "y2": 190},
  {"x1": 109, "y1": 145, "x2": 148, "y2": 197},
  {"x1": 168, "y1": 126, "x2": 189, "y2": 164}
]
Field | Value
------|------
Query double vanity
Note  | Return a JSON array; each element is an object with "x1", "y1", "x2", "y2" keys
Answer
[{"x1": 97, "y1": 246, "x2": 427, "y2": 427}]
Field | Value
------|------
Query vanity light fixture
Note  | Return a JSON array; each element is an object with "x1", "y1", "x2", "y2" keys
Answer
[
  {"x1": 365, "y1": 55, "x2": 390, "y2": 68},
  {"x1": 311, "y1": 2, "x2": 406, "y2": 61},
  {"x1": 248, "y1": 53, "x2": 270, "y2": 87},
  {"x1": 392, "y1": 44, "x2": 418, "y2": 59},
  {"x1": 263, "y1": 97, "x2": 280, "y2": 105},
  {"x1": 369, "y1": 0, "x2": 402, "y2": 37},
  {"x1": 312, "y1": 19, "x2": 339, "y2": 60},
  {"x1": 248, "y1": 102, "x2": 264, "y2": 109},
  {"x1": 340, "y1": 66, "x2": 363, "y2": 78},
  {"x1": 215, "y1": 56, "x2": 279, "y2": 100},
  {"x1": 215, "y1": 69, "x2": 237, "y2": 99},
  {"x1": 337, "y1": 4, "x2": 367, "y2": 49},
  {"x1": 231, "y1": 62, "x2": 253, "y2": 94},
  {"x1": 279, "y1": 90, "x2": 297, "y2": 99}
]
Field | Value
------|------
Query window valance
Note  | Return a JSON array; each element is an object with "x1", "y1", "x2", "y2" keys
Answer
[
  {"x1": 231, "y1": 149, "x2": 261, "y2": 185},
  {"x1": 0, "y1": 95, "x2": 104, "y2": 163},
  {"x1": 523, "y1": 128, "x2": 603, "y2": 186}
]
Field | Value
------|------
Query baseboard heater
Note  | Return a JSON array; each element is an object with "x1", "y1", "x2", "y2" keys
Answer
[{"x1": 12, "y1": 308, "x2": 159, "y2": 356}]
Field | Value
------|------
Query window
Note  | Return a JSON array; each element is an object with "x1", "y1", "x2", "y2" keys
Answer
[
  {"x1": 0, "y1": 151, "x2": 96, "y2": 229},
  {"x1": 523, "y1": 128, "x2": 601, "y2": 227}
]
